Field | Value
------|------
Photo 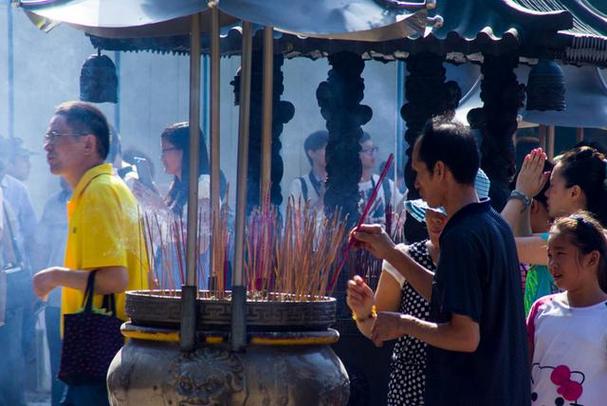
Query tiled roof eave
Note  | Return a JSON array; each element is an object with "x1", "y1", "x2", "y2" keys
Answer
[{"x1": 563, "y1": 33, "x2": 607, "y2": 66}]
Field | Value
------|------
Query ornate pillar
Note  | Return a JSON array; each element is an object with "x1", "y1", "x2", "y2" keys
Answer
[
  {"x1": 469, "y1": 53, "x2": 525, "y2": 211},
  {"x1": 231, "y1": 52, "x2": 294, "y2": 212},
  {"x1": 316, "y1": 51, "x2": 372, "y2": 227},
  {"x1": 400, "y1": 52, "x2": 461, "y2": 242}
]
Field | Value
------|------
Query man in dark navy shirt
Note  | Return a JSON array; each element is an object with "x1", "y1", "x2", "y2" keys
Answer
[{"x1": 350, "y1": 117, "x2": 530, "y2": 405}]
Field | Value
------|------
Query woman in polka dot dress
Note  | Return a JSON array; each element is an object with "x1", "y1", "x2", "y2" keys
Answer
[{"x1": 347, "y1": 201, "x2": 446, "y2": 405}]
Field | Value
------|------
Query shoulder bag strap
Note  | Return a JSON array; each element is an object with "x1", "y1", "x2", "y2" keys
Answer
[{"x1": 82, "y1": 270, "x2": 97, "y2": 313}]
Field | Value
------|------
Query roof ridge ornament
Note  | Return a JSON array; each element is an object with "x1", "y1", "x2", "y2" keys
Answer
[{"x1": 377, "y1": 0, "x2": 436, "y2": 9}]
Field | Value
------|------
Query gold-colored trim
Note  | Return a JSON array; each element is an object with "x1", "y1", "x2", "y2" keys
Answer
[
  {"x1": 250, "y1": 336, "x2": 338, "y2": 346},
  {"x1": 121, "y1": 324, "x2": 338, "y2": 346}
]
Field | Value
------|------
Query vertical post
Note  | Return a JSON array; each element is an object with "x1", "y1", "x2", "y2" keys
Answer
[
  {"x1": 113, "y1": 51, "x2": 121, "y2": 133},
  {"x1": 8, "y1": 1, "x2": 14, "y2": 138},
  {"x1": 180, "y1": 12, "x2": 201, "y2": 352},
  {"x1": 260, "y1": 26, "x2": 274, "y2": 201},
  {"x1": 231, "y1": 21, "x2": 253, "y2": 352},
  {"x1": 576, "y1": 127, "x2": 584, "y2": 143},
  {"x1": 538, "y1": 125, "x2": 547, "y2": 150},
  {"x1": 546, "y1": 125, "x2": 555, "y2": 160},
  {"x1": 395, "y1": 61, "x2": 406, "y2": 187},
  {"x1": 209, "y1": 1, "x2": 221, "y2": 290}
]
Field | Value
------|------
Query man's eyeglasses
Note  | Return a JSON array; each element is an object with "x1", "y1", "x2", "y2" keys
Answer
[
  {"x1": 161, "y1": 147, "x2": 180, "y2": 155},
  {"x1": 43, "y1": 130, "x2": 85, "y2": 144},
  {"x1": 361, "y1": 146, "x2": 379, "y2": 155}
]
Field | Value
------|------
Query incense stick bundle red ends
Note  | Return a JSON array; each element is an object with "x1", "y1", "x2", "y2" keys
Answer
[{"x1": 328, "y1": 153, "x2": 394, "y2": 291}]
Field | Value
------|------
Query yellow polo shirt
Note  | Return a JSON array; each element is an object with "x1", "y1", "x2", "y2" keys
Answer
[{"x1": 61, "y1": 163, "x2": 149, "y2": 324}]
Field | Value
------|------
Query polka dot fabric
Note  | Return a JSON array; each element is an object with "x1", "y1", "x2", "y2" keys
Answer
[{"x1": 387, "y1": 241, "x2": 433, "y2": 405}]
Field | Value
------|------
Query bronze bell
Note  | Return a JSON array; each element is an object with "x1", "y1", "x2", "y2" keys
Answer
[
  {"x1": 80, "y1": 52, "x2": 118, "y2": 104},
  {"x1": 526, "y1": 59, "x2": 566, "y2": 112}
]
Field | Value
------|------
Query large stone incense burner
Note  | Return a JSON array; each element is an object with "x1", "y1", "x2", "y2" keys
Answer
[{"x1": 107, "y1": 290, "x2": 350, "y2": 405}]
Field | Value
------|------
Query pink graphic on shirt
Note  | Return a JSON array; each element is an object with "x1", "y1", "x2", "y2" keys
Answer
[{"x1": 550, "y1": 365, "x2": 583, "y2": 401}]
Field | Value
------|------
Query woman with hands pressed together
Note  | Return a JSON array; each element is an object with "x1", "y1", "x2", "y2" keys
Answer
[{"x1": 509, "y1": 146, "x2": 607, "y2": 268}]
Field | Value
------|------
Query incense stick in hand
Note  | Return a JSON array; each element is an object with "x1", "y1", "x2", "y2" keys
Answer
[{"x1": 329, "y1": 153, "x2": 394, "y2": 291}]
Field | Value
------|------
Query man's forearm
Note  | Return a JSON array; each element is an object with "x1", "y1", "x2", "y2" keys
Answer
[
  {"x1": 384, "y1": 248, "x2": 434, "y2": 300},
  {"x1": 52, "y1": 267, "x2": 128, "y2": 294},
  {"x1": 403, "y1": 315, "x2": 479, "y2": 353}
]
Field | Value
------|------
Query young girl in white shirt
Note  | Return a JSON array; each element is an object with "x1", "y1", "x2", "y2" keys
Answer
[{"x1": 527, "y1": 211, "x2": 607, "y2": 406}]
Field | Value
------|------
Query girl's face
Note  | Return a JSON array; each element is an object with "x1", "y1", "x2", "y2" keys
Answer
[
  {"x1": 425, "y1": 209, "x2": 447, "y2": 241},
  {"x1": 547, "y1": 233, "x2": 597, "y2": 291},
  {"x1": 545, "y1": 163, "x2": 577, "y2": 219},
  {"x1": 161, "y1": 138, "x2": 183, "y2": 177}
]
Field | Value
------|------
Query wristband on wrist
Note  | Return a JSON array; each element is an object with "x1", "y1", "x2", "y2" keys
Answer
[
  {"x1": 508, "y1": 189, "x2": 532, "y2": 211},
  {"x1": 352, "y1": 305, "x2": 377, "y2": 322}
]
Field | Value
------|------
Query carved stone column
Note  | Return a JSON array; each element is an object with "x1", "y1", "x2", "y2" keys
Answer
[
  {"x1": 400, "y1": 52, "x2": 461, "y2": 242},
  {"x1": 316, "y1": 51, "x2": 373, "y2": 227},
  {"x1": 469, "y1": 53, "x2": 525, "y2": 211},
  {"x1": 231, "y1": 52, "x2": 294, "y2": 212}
]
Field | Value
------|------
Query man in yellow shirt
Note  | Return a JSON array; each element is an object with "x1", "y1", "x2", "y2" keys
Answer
[{"x1": 33, "y1": 101, "x2": 148, "y2": 405}]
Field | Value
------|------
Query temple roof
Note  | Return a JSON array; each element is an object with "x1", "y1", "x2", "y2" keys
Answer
[
  {"x1": 511, "y1": 0, "x2": 607, "y2": 65},
  {"x1": 37, "y1": 0, "x2": 607, "y2": 66}
]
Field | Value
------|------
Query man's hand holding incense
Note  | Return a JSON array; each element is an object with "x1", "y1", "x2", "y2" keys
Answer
[{"x1": 350, "y1": 224, "x2": 395, "y2": 260}]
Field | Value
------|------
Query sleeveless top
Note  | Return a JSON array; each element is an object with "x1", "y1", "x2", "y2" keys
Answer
[{"x1": 387, "y1": 240, "x2": 434, "y2": 405}]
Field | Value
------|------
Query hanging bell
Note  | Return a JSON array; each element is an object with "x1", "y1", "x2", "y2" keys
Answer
[
  {"x1": 525, "y1": 59, "x2": 566, "y2": 112},
  {"x1": 80, "y1": 52, "x2": 118, "y2": 104}
]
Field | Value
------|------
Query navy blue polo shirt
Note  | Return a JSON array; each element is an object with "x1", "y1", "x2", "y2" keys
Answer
[{"x1": 425, "y1": 199, "x2": 530, "y2": 405}]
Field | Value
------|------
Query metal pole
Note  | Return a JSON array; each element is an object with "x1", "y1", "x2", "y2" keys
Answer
[
  {"x1": 113, "y1": 51, "x2": 121, "y2": 133},
  {"x1": 547, "y1": 125, "x2": 555, "y2": 160},
  {"x1": 180, "y1": 12, "x2": 202, "y2": 352},
  {"x1": 576, "y1": 127, "x2": 584, "y2": 143},
  {"x1": 231, "y1": 21, "x2": 253, "y2": 352},
  {"x1": 209, "y1": 1, "x2": 221, "y2": 290},
  {"x1": 395, "y1": 60, "x2": 406, "y2": 186},
  {"x1": 260, "y1": 26, "x2": 274, "y2": 201},
  {"x1": 8, "y1": 1, "x2": 15, "y2": 139}
]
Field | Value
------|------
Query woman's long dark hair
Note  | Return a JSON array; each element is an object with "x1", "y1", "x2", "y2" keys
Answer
[
  {"x1": 161, "y1": 122, "x2": 210, "y2": 215},
  {"x1": 558, "y1": 146, "x2": 607, "y2": 226}
]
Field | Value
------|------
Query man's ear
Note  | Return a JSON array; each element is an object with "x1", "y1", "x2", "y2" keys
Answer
[
  {"x1": 434, "y1": 161, "x2": 445, "y2": 179},
  {"x1": 82, "y1": 134, "x2": 97, "y2": 157}
]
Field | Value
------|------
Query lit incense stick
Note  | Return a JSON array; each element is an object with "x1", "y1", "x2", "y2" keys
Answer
[{"x1": 329, "y1": 153, "x2": 394, "y2": 291}]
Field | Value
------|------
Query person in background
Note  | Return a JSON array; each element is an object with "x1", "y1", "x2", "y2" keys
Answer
[
  {"x1": 132, "y1": 122, "x2": 225, "y2": 216},
  {"x1": 527, "y1": 212, "x2": 607, "y2": 405},
  {"x1": 0, "y1": 136, "x2": 38, "y2": 394},
  {"x1": 132, "y1": 122, "x2": 227, "y2": 289},
  {"x1": 289, "y1": 130, "x2": 328, "y2": 212},
  {"x1": 0, "y1": 173, "x2": 27, "y2": 406},
  {"x1": 501, "y1": 149, "x2": 557, "y2": 314},
  {"x1": 6, "y1": 137, "x2": 35, "y2": 182},
  {"x1": 350, "y1": 117, "x2": 530, "y2": 405},
  {"x1": 514, "y1": 146, "x2": 607, "y2": 266},
  {"x1": 32, "y1": 178, "x2": 71, "y2": 406},
  {"x1": 33, "y1": 101, "x2": 149, "y2": 405},
  {"x1": 0, "y1": 136, "x2": 37, "y2": 257},
  {"x1": 358, "y1": 132, "x2": 405, "y2": 227}
]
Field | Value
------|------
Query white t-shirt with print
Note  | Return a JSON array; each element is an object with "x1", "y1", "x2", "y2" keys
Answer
[{"x1": 527, "y1": 293, "x2": 607, "y2": 406}]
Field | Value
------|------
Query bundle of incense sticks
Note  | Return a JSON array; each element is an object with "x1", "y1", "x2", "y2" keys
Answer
[
  {"x1": 328, "y1": 153, "x2": 394, "y2": 291},
  {"x1": 141, "y1": 201, "x2": 229, "y2": 297},
  {"x1": 268, "y1": 197, "x2": 347, "y2": 300}
]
